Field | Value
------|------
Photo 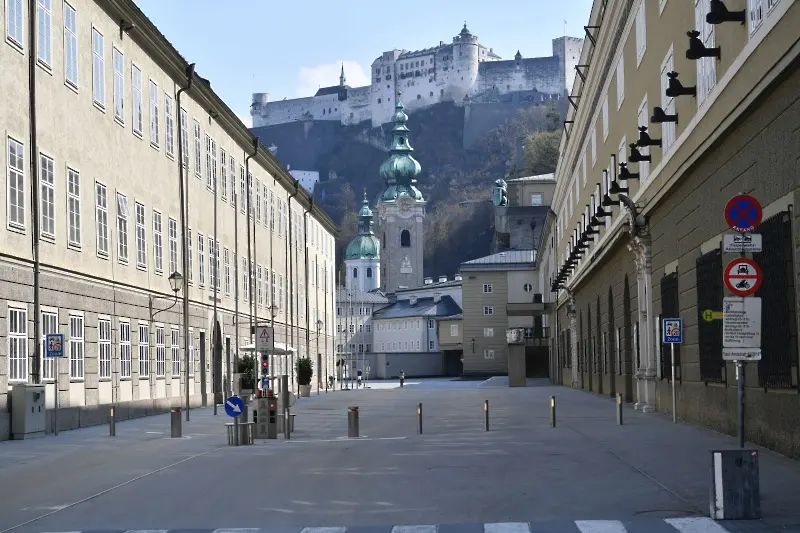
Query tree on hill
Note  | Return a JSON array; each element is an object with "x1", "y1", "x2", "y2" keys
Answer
[{"x1": 523, "y1": 130, "x2": 561, "y2": 176}]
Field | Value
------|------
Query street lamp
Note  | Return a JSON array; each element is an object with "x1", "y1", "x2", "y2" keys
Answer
[{"x1": 149, "y1": 271, "x2": 183, "y2": 404}]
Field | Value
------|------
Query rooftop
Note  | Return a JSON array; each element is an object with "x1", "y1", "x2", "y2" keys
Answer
[
  {"x1": 373, "y1": 296, "x2": 462, "y2": 320},
  {"x1": 460, "y1": 250, "x2": 536, "y2": 271},
  {"x1": 507, "y1": 173, "x2": 556, "y2": 183},
  {"x1": 336, "y1": 288, "x2": 390, "y2": 305}
]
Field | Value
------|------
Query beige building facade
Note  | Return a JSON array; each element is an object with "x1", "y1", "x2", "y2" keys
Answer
[
  {"x1": 549, "y1": 0, "x2": 800, "y2": 457},
  {"x1": 0, "y1": 0, "x2": 338, "y2": 439}
]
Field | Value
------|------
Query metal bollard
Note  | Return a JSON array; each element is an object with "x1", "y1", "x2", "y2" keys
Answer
[
  {"x1": 549, "y1": 396, "x2": 556, "y2": 428},
  {"x1": 417, "y1": 403, "x2": 423, "y2": 435},
  {"x1": 109, "y1": 405, "x2": 116, "y2": 437},
  {"x1": 347, "y1": 406, "x2": 360, "y2": 438},
  {"x1": 616, "y1": 394, "x2": 624, "y2": 425},
  {"x1": 484, "y1": 400, "x2": 489, "y2": 431},
  {"x1": 170, "y1": 408, "x2": 182, "y2": 438}
]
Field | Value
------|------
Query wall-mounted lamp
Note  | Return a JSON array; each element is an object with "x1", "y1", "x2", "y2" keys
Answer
[
  {"x1": 628, "y1": 143, "x2": 651, "y2": 164},
  {"x1": 609, "y1": 180, "x2": 629, "y2": 195},
  {"x1": 119, "y1": 19, "x2": 135, "y2": 40},
  {"x1": 619, "y1": 162, "x2": 640, "y2": 181},
  {"x1": 651, "y1": 106, "x2": 678, "y2": 124},
  {"x1": 686, "y1": 30, "x2": 721, "y2": 60},
  {"x1": 637, "y1": 126, "x2": 662, "y2": 148},
  {"x1": 665, "y1": 71, "x2": 697, "y2": 98},
  {"x1": 706, "y1": 0, "x2": 746, "y2": 25}
]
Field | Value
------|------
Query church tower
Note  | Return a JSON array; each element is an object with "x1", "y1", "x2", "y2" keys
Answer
[
  {"x1": 376, "y1": 94, "x2": 426, "y2": 293},
  {"x1": 344, "y1": 191, "x2": 381, "y2": 292}
]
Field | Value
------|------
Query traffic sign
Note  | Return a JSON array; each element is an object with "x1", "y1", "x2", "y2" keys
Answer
[
  {"x1": 662, "y1": 318, "x2": 683, "y2": 344},
  {"x1": 45, "y1": 333, "x2": 64, "y2": 358},
  {"x1": 723, "y1": 233, "x2": 762, "y2": 253},
  {"x1": 724, "y1": 194, "x2": 762, "y2": 233},
  {"x1": 722, "y1": 297, "x2": 761, "y2": 348},
  {"x1": 224, "y1": 396, "x2": 245, "y2": 417},
  {"x1": 256, "y1": 326, "x2": 274, "y2": 353},
  {"x1": 702, "y1": 309, "x2": 724, "y2": 322},
  {"x1": 723, "y1": 258, "x2": 762, "y2": 297},
  {"x1": 722, "y1": 348, "x2": 762, "y2": 361}
]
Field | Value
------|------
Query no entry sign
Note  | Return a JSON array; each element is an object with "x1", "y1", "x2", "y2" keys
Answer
[
  {"x1": 724, "y1": 194, "x2": 762, "y2": 233},
  {"x1": 723, "y1": 258, "x2": 762, "y2": 297}
]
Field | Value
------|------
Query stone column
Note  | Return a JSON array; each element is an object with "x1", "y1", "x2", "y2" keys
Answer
[
  {"x1": 566, "y1": 294, "x2": 579, "y2": 388},
  {"x1": 629, "y1": 231, "x2": 656, "y2": 412}
]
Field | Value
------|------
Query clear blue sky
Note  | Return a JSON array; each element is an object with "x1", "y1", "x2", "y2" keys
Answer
[{"x1": 133, "y1": 0, "x2": 594, "y2": 126}]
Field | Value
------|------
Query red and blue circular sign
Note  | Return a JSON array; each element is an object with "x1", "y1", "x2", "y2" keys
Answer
[{"x1": 724, "y1": 194, "x2": 762, "y2": 233}]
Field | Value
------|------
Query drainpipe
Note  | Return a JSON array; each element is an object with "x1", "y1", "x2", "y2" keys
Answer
[
  {"x1": 177, "y1": 63, "x2": 195, "y2": 421},
  {"x1": 303, "y1": 199, "x2": 313, "y2": 388},
  {"x1": 29, "y1": 0, "x2": 41, "y2": 384},
  {"x1": 288, "y1": 180, "x2": 299, "y2": 391},
  {"x1": 270, "y1": 177, "x2": 276, "y2": 386},
  {"x1": 245, "y1": 140, "x2": 258, "y2": 361}
]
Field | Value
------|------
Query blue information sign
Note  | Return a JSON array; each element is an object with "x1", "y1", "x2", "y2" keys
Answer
[
  {"x1": 662, "y1": 318, "x2": 683, "y2": 344},
  {"x1": 45, "y1": 333, "x2": 64, "y2": 358},
  {"x1": 224, "y1": 396, "x2": 245, "y2": 418}
]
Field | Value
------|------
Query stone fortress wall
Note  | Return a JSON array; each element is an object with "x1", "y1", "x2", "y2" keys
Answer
[{"x1": 252, "y1": 26, "x2": 583, "y2": 130}]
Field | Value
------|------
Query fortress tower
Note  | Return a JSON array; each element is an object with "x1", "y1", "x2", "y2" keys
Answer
[{"x1": 375, "y1": 94, "x2": 426, "y2": 293}]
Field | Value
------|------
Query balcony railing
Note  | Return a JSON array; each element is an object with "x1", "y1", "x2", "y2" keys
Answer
[{"x1": 506, "y1": 327, "x2": 551, "y2": 344}]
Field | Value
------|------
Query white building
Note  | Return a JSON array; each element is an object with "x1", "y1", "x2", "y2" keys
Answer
[
  {"x1": 372, "y1": 293, "x2": 462, "y2": 355},
  {"x1": 0, "y1": 0, "x2": 338, "y2": 440}
]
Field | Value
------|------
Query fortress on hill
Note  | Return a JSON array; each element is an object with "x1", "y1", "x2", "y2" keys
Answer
[{"x1": 251, "y1": 24, "x2": 583, "y2": 130}]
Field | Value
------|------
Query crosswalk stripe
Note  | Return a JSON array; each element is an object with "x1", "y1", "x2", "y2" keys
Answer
[
  {"x1": 575, "y1": 520, "x2": 628, "y2": 533},
  {"x1": 391, "y1": 526, "x2": 438, "y2": 533},
  {"x1": 211, "y1": 529, "x2": 259, "y2": 533},
  {"x1": 664, "y1": 517, "x2": 731, "y2": 533},
  {"x1": 484, "y1": 522, "x2": 531, "y2": 533},
  {"x1": 124, "y1": 530, "x2": 169, "y2": 533},
  {"x1": 300, "y1": 527, "x2": 348, "y2": 533}
]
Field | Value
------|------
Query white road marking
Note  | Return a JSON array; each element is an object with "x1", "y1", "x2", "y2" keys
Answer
[
  {"x1": 392, "y1": 526, "x2": 438, "y2": 533},
  {"x1": 212, "y1": 529, "x2": 260, "y2": 533},
  {"x1": 299, "y1": 528, "x2": 347, "y2": 533},
  {"x1": 575, "y1": 520, "x2": 628, "y2": 533},
  {"x1": 20, "y1": 506, "x2": 68, "y2": 511},
  {"x1": 124, "y1": 530, "x2": 169, "y2": 533},
  {"x1": 484, "y1": 522, "x2": 531, "y2": 533},
  {"x1": 286, "y1": 436, "x2": 408, "y2": 444},
  {"x1": 665, "y1": 517, "x2": 732, "y2": 533}
]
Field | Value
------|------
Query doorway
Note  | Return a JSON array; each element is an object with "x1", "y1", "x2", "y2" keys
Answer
[{"x1": 200, "y1": 331, "x2": 207, "y2": 407}]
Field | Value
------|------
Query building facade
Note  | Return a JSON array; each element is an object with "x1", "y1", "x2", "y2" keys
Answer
[
  {"x1": 0, "y1": 0, "x2": 338, "y2": 439},
  {"x1": 550, "y1": 0, "x2": 800, "y2": 458},
  {"x1": 251, "y1": 25, "x2": 583, "y2": 128}
]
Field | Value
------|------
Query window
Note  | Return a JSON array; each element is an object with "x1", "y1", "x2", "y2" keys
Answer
[
  {"x1": 67, "y1": 168, "x2": 81, "y2": 245},
  {"x1": 243, "y1": 257, "x2": 249, "y2": 301},
  {"x1": 205, "y1": 134, "x2": 212, "y2": 189},
  {"x1": 224, "y1": 247, "x2": 231, "y2": 295},
  {"x1": 400, "y1": 229, "x2": 411, "y2": 247},
  {"x1": 153, "y1": 210, "x2": 163, "y2": 273},
  {"x1": 277, "y1": 197, "x2": 282, "y2": 233},
  {"x1": 483, "y1": 349, "x2": 495, "y2": 360},
  {"x1": 484, "y1": 305, "x2": 494, "y2": 315},
  {"x1": 450, "y1": 324, "x2": 458, "y2": 336},
  {"x1": 132, "y1": 65, "x2": 143, "y2": 135},
  {"x1": 220, "y1": 149, "x2": 227, "y2": 202},
  {"x1": 483, "y1": 283, "x2": 493, "y2": 293},
  {"x1": 590, "y1": 128, "x2": 597, "y2": 166},
  {"x1": 69, "y1": 314, "x2": 84, "y2": 379},
  {"x1": 635, "y1": 2, "x2": 646, "y2": 65},
  {"x1": 749, "y1": 0, "x2": 763, "y2": 33},
  {"x1": 695, "y1": 0, "x2": 717, "y2": 104},
  {"x1": 99, "y1": 318, "x2": 111, "y2": 379},
  {"x1": 352, "y1": 267, "x2": 358, "y2": 279},
  {"x1": 660, "y1": 47, "x2": 676, "y2": 152},
  {"x1": 138, "y1": 324, "x2": 149, "y2": 377},
  {"x1": 91, "y1": 29, "x2": 104, "y2": 108},
  {"x1": 171, "y1": 328, "x2": 180, "y2": 377},
  {"x1": 37, "y1": 0, "x2": 52, "y2": 67},
  {"x1": 112, "y1": 48, "x2": 124, "y2": 122},
  {"x1": 230, "y1": 157, "x2": 237, "y2": 209},
  {"x1": 135, "y1": 202, "x2": 146, "y2": 268},
  {"x1": 582, "y1": 153, "x2": 587, "y2": 185},
  {"x1": 165, "y1": 94, "x2": 174, "y2": 157},
  {"x1": 120, "y1": 321, "x2": 132, "y2": 378},
  {"x1": 40, "y1": 154, "x2": 55, "y2": 238},
  {"x1": 349, "y1": 324, "x2": 355, "y2": 334},
  {"x1": 193, "y1": 120, "x2": 201, "y2": 177},
  {"x1": 616, "y1": 55, "x2": 625, "y2": 109},
  {"x1": 269, "y1": 190, "x2": 275, "y2": 229},
  {"x1": 187, "y1": 228, "x2": 193, "y2": 283},
  {"x1": 149, "y1": 81, "x2": 159, "y2": 147},
  {"x1": 180, "y1": 109, "x2": 188, "y2": 167},
  {"x1": 208, "y1": 237, "x2": 218, "y2": 289},
  {"x1": 41, "y1": 309, "x2": 57, "y2": 381},
  {"x1": 484, "y1": 327, "x2": 494, "y2": 337},
  {"x1": 256, "y1": 180, "x2": 261, "y2": 223},
  {"x1": 7, "y1": 0, "x2": 23, "y2": 46},
  {"x1": 116, "y1": 193, "x2": 129, "y2": 262},
  {"x1": 95, "y1": 182, "x2": 109, "y2": 256},
  {"x1": 167, "y1": 218, "x2": 178, "y2": 274},
  {"x1": 198, "y1": 232, "x2": 205, "y2": 286},
  {"x1": 7, "y1": 137, "x2": 25, "y2": 230},
  {"x1": 602, "y1": 96, "x2": 609, "y2": 140},
  {"x1": 155, "y1": 327, "x2": 166, "y2": 377},
  {"x1": 530, "y1": 193, "x2": 543, "y2": 207},
  {"x1": 64, "y1": 3, "x2": 77, "y2": 87},
  {"x1": 258, "y1": 265, "x2": 264, "y2": 305},
  {"x1": 636, "y1": 95, "x2": 650, "y2": 181},
  {"x1": 8, "y1": 306, "x2": 28, "y2": 382}
]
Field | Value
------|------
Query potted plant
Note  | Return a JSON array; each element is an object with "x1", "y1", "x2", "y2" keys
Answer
[
  {"x1": 237, "y1": 354, "x2": 257, "y2": 398},
  {"x1": 296, "y1": 357, "x2": 313, "y2": 397}
]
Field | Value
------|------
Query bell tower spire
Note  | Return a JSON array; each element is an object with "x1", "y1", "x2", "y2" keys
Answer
[{"x1": 340, "y1": 64, "x2": 346, "y2": 86}]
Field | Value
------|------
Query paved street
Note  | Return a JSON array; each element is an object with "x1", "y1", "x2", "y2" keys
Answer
[{"x1": 1, "y1": 379, "x2": 800, "y2": 533}]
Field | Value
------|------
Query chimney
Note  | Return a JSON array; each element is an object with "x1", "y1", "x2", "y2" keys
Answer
[
  {"x1": 424, "y1": 277, "x2": 433, "y2": 285},
  {"x1": 438, "y1": 276, "x2": 447, "y2": 283},
  {"x1": 409, "y1": 295, "x2": 418, "y2": 306},
  {"x1": 454, "y1": 274, "x2": 463, "y2": 281},
  {"x1": 434, "y1": 292, "x2": 442, "y2": 303}
]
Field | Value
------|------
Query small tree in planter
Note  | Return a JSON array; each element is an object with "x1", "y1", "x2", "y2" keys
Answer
[
  {"x1": 296, "y1": 357, "x2": 314, "y2": 397},
  {"x1": 238, "y1": 354, "x2": 257, "y2": 395}
]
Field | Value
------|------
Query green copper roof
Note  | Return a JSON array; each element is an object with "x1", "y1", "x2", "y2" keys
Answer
[
  {"x1": 378, "y1": 94, "x2": 424, "y2": 203},
  {"x1": 345, "y1": 191, "x2": 380, "y2": 260}
]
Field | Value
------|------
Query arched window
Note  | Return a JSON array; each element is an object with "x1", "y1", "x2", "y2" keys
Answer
[
  {"x1": 400, "y1": 230, "x2": 411, "y2": 247},
  {"x1": 366, "y1": 267, "x2": 373, "y2": 278},
  {"x1": 352, "y1": 267, "x2": 358, "y2": 279}
]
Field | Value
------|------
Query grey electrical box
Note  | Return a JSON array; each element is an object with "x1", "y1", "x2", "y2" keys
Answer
[
  {"x1": 11, "y1": 384, "x2": 46, "y2": 439},
  {"x1": 710, "y1": 449, "x2": 761, "y2": 520}
]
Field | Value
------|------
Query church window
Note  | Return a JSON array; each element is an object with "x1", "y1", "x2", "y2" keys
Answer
[
  {"x1": 352, "y1": 267, "x2": 358, "y2": 278},
  {"x1": 367, "y1": 267, "x2": 373, "y2": 278},
  {"x1": 400, "y1": 230, "x2": 411, "y2": 247},
  {"x1": 377, "y1": 98, "x2": 382, "y2": 104},
  {"x1": 430, "y1": 92, "x2": 434, "y2": 97},
  {"x1": 417, "y1": 94, "x2": 421, "y2": 100}
]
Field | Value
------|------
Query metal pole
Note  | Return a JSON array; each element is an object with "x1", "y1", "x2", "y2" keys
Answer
[
  {"x1": 303, "y1": 203, "x2": 312, "y2": 393},
  {"x1": 484, "y1": 400, "x2": 489, "y2": 431},
  {"x1": 213, "y1": 151, "x2": 218, "y2": 416},
  {"x1": 54, "y1": 370, "x2": 59, "y2": 436},
  {"x1": 616, "y1": 393, "x2": 623, "y2": 425},
  {"x1": 28, "y1": 0, "x2": 42, "y2": 386},
  {"x1": 109, "y1": 405, "x2": 116, "y2": 437},
  {"x1": 737, "y1": 361, "x2": 745, "y2": 448},
  {"x1": 549, "y1": 396, "x2": 556, "y2": 428},
  {"x1": 670, "y1": 343, "x2": 676, "y2": 423},
  {"x1": 281, "y1": 374, "x2": 289, "y2": 440},
  {"x1": 417, "y1": 402, "x2": 423, "y2": 434}
]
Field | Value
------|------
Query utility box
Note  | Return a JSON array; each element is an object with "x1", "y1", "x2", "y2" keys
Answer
[
  {"x1": 710, "y1": 449, "x2": 761, "y2": 520},
  {"x1": 11, "y1": 384, "x2": 46, "y2": 440},
  {"x1": 254, "y1": 397, "x2": 278, "y2": 439}
]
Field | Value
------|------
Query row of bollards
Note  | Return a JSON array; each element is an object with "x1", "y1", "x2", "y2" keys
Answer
[{"x1": 108, "y1": 405, "x2": 185, "y2": 438}]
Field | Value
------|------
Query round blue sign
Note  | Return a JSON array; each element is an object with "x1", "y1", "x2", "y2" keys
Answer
[{"x1": 224, "y1": 396, "x2": 245, "y2": 418}]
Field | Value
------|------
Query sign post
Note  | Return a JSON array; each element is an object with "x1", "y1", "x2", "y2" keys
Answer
[
  {"x1": 225, "y1": 395, "x2": 245, "y2": 446},
  {"x1": 662, "y1": 318, "x2": 682, "y2": 423},
  {"x1": 46, "y1": 333, "x2": 64, "y2": 436}
]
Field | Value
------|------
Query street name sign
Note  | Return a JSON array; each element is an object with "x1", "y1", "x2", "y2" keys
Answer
[
  {"x1": 662, "y1": 318, "x2": 683, "y2": 344},
  {"x1": 723, "y1": 233, "x2": 763, "y2": 253},
  {"x1": 225, "y1": 396, "x2": 245, "y2": 418},
  {"x1": 723, "y1": 258, "x2": 762, "y2": 297},
  {"x1": 725, "y1": 194, "x2": 762, "y2": 233},
  {"x1": 45, "y1": 333, "x2": 64, "y2": 358},
  {"x1": 722, "y1": 348, "x2": 762, "y2": 361},
  {"x1": 722, "y1": 297, "x2": 761, "y2": 348},
  {"x1": 256, "y1": 326, "x2": 275, "y2": 353}
]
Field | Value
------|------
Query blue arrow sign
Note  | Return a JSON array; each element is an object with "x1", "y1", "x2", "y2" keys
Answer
[{"x1": 224, "y1": 396, "x2": 245, "y2": 418}]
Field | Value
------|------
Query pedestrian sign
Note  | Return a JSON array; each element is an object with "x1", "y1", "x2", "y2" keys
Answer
[
  {"x1": 45, "y1": 333, "x2": 64, "y2": 358},
  {"x1": 256, "y1": 326, "x2": 274, "y2": 353},
  {"x1": 724, "y1": 194, "x2": 762, "y2": 233},
  {"x1": 662, "y1": 318, "x2": 683, "y2": 344},
  {"x1": 723, "y1": 258, "x2": 762, "y2": 297},
  {"x1": 224, "y1": 396, "x2": 245, "y2": 418}
]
